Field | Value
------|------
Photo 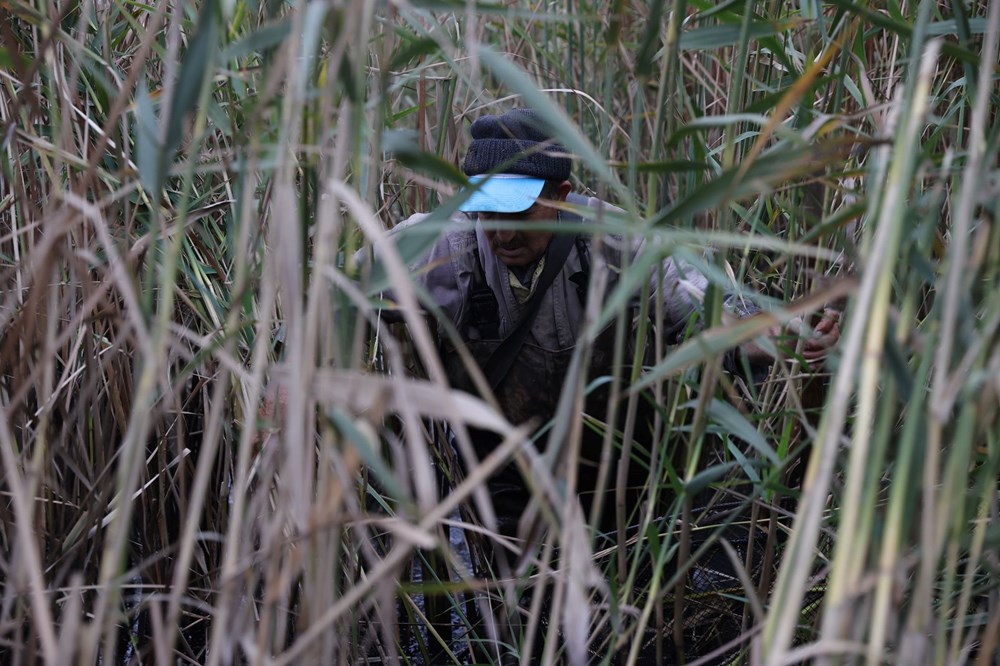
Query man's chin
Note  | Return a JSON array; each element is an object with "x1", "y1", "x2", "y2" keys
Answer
[{"x1": 494, "y1": 247, "x2": 526, "y2": 265}]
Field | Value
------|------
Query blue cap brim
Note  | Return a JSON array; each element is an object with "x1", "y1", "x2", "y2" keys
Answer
[{"x1": 458, "y1": 174, "x2": 545, "y2": 213}]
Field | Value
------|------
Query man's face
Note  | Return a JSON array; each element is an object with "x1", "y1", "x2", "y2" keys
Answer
[{"x1": 478, "y1": 181, "x2": 570, "y2": 267}]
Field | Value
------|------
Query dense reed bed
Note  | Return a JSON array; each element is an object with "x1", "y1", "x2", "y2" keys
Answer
[{"x1": 1, "y1": 1, "x2": 998, "y2": 663}]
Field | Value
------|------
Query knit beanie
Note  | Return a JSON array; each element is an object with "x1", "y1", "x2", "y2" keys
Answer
[{"x1": 462, "y1": 108, "x2": 572, "y2": 181}]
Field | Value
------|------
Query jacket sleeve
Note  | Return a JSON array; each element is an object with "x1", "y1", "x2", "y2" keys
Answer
[
  {"x1": 652, "y1": 255, "x2": 708, "y2": 344},
  {"x1": 360, "y1": 213, "x2": 473, "y2": 331},
  {"x1": 385, "y1": 213, "x2": 476, "y2": 332},
  {"x1": 574, "y1": 199, "x2": 708, "y2": 344},
  {"x1": 618, "y1": 232, "x2": 705, "y2": 344},
  {"x1": 643, "y1": 242, "x2": 771, "y2": 381},
  {"x1": 415, "y1": 229, "x2": 475, "y2": 331}
]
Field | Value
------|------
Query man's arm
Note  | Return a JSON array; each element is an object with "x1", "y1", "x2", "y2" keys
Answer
[
  {"x1": 647, "y1": 253, "x2": 841, "y2": 375},
  {"x1": 359, "y1": 212, "x2": 476, "y2": 331}
]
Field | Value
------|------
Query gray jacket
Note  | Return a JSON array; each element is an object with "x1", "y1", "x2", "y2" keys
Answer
[
  {"x1": 407, "y1": 193, "x2": 710, "y2": 351},
  {"x1": 392, "y1": 195, "x2": 764, "y2": 531}
]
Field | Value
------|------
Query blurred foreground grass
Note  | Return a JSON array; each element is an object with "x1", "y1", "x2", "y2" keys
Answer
[{"x1": 1, "y1": 0, "x2": 998, "y2": 664}]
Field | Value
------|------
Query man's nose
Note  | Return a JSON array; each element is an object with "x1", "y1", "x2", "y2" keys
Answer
[{"x1": 493, "y1": 228, "x2": 515, "y2": 243}]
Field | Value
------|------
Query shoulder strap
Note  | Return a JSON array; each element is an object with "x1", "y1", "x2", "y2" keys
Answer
[
  {"x1": 465, "y1": 245, "x2": 501, "y2": 339},
  {"x1": 483, "y1": 230, "x2": 576, "y2": 390}
]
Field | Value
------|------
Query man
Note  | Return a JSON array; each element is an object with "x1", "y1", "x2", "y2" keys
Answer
[
  {"x1": 385, "y1": 108, "x2": 842, "y2": 664},
  {"x1": 349, "y1": 107, "x2": 843, "y2": 664},
  {"x1": 402, "y1": 108, "x2": 838, "y2": 541}
]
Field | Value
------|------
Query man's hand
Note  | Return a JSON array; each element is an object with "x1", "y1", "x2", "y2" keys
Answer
[
  {"x1": 739, "y1": 308, "x2": 842, "y2": 366},
  {"x1": 789, "y1": 308, "x2": 842, "y2": 363}
]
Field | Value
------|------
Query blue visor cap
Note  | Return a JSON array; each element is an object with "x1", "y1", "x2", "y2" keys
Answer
[{"x1": 458, "y1": 174, "x2": 545, "y2": 213}]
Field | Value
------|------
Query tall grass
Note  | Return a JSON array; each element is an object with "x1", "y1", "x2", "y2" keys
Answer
[{"x1": 1, "y1": 0, "x2": 998, "y2": 664}]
